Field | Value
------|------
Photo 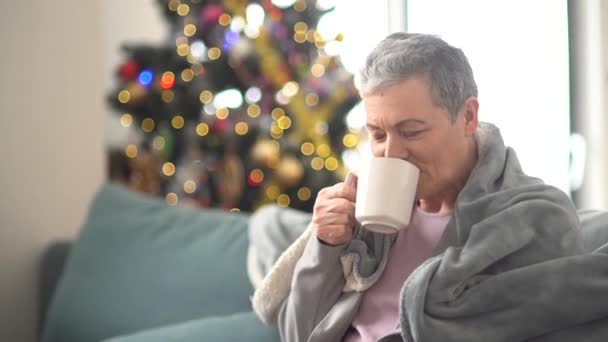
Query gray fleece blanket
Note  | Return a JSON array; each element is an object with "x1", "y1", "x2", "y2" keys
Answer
[
  {"x1": 251, "y1": 123, "x2": 608, "y2": 341},
  {"x1": 399, "y1": 123, "x2": 608, "y2": 341}
]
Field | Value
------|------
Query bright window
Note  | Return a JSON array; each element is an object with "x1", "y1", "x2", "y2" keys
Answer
[{"x1": 407, "y1": 0, "x2": 571, "y2": 193}]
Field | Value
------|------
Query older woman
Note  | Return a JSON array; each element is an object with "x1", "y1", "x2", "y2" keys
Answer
[{"x1": 253, "y1": 33, "x2": 608, "y2": 342}]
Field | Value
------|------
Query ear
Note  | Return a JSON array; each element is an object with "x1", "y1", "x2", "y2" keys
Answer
[{"x1": 461, "y1": 96, "x2": 479, "y2": 136}]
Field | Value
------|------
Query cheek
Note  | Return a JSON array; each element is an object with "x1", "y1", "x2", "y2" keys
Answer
[{"x1": 370, "y1": 142, "x2": 384, "y2": 157}]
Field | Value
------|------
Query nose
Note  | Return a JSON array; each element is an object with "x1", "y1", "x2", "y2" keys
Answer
[{"x1": 383, "y1": 136, "x2": 408, "y2": 159}]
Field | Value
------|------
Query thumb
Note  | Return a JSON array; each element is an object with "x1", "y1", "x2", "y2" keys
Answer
[{"x1": 343, "y1": 172, "x2": 358, "y2": 202}]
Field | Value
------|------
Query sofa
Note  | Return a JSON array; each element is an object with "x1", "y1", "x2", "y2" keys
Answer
[
  {"x1": 39, "y1": 182, "x2": 608, "y2": 342},
  {"x1": 39, "y1": 182, "x2": 281, "y2": 342}
]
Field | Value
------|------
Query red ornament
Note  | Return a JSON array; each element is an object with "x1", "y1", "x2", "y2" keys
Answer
[
  {"x1": 200, "y1": 4, "x2": 224, "y2": 26},
  {"x1": 118, "y1": 59, "x2": 140, "y2": 80},
  {"x1": 212, "y1": 118, "x2": 231, "y2": 132},
  {"x1": 269, "y1": 8, "x2": 283, "y2": 21}
]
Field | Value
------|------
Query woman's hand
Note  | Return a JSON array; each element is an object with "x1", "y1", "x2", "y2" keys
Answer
[{"x1": 312, "y1": 178, "x2": 357, "y2": 246}]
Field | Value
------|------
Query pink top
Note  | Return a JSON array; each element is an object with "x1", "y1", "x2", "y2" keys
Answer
[{"x1": 343, "y1": 206, "x2": 451, "y2": 342}]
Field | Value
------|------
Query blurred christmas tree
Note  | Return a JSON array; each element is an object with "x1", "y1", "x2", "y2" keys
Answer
[{"x1": 108, "y1": 0, "x2": 361, "y2": 212}]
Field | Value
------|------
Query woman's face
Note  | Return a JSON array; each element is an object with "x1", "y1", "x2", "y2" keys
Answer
[{"x1": 362, "y1": 75, "x2": 478, "y2": 206}]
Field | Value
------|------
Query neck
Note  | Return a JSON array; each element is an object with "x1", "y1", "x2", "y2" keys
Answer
[{"x1": 418, "y1": 137, "x2": 478, "y2": 214}]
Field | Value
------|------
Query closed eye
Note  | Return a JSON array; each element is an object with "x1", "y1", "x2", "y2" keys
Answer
[
  {"x1": 371, "y1": 133, "x2": 386, "y2": 142},
  {"x1": 399, "y1": 130, "x2": 423, "y2": 138}
]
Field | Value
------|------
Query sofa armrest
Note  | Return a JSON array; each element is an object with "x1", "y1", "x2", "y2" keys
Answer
[{"x1": 39, "y1": 241, "x2": 72, "y2": 336}]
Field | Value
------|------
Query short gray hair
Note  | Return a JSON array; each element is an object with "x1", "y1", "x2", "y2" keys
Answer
[{"x1": 358, "y1": 33, "x2": 478, "y2": 122}]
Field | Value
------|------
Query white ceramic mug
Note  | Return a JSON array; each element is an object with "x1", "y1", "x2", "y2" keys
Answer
[{"x1": 351, "y1": 157, "x2": 420, "y2": 234}]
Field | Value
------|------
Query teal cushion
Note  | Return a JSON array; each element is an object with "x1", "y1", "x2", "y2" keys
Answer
[
  {"x1": 102, "y1": 311, "x2": 279, "y2": 342},
  {"x1": 42, "y1": 183, "x2": 255, "y2": 342}
]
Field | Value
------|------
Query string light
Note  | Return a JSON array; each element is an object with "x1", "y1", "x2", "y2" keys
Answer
[
  {"x1": 177, "y1": 43, "x2": 190, "y2": 56},
  {"x1": 125, "y1": 144, "x2": 138, "y2": 158},
  {"x1": 166, "y1": 192, "x2": 178, "y2": 206},
  {"x1": 181, "y1": 69, "x2": 194, "y2": 82},
  {"x1": 224, "y1": 30, "x2": 240, "y2": 48},
  {"x1": 168, "y1": 0, "x2": 179, "y2": 11},
  {"x1": 160, "y1": 71, "x2": 175, "y2": 89},
  {"x1": 294, "y1": 32, "x2": 307, "y2": 43},
  {"x1": 277, "y1": 194, "x2": 290, "y2": 207},
  {"x1": 235, "y1": 121, "x2": 249, "y2": 135},
  {"x1": 171, "y1": 115, "x2": 185, "y2": 129},
  {"x1": 117, "y1": 90, "x2": 131, "y2": 103},
  {"x1": 196, "y1": 122, "x2": 209, "y2": 136},
  {"x1": 230, "y1": 16, "x2": 246, "y2": 32},
  {"x1": 216, "y1": 107, "x2": 229, "y2": 119},
  {"x1": 325, "y1": 157, "x2": 339, "y2": 171},
  {"x1": 281, "y1": 81, "x2": 299, "y2": 97},
  {"x1": 177, "y1": 3, "x2": 190, "y2": 16},
  {"x1": 199, "y1": 90, "x2": 213, "y2": 104},
  {"x1": 265, "y1": 185, "x2": 280, "y2": 199},
  {"x1": 208, "y1": 47, "x2": 221, "y2": 60},
  {"x1": 297, "y1": 187, "x2": 312, "y2": 201},
  {"x1": 184, "y1": 24, "x2": 196, "y2": 37},
  {"x1": 311, "y1": 63, "x2": 326, "y2": 77},
  {"x1": 218, "y1": 13, "x2": 232, "y2": 26},
  {"x1": 245, "y1": 87, "x2": 262, "y2": 103},
  {"x1": 190, "y1": 40, "x2": 207, "y2": 60},
  {"x1": 271, "y1": 107, "x2": 286, "y2": 119},
  {"x1": 152, "y1": 136, "x2": 166, "y2": 150},
  {"x1": 343, "y1": 133, "x2": 358, "y2": 148},
  {"x1": 317, "y1": 143, "x2": 331, "y2": 158},
  {"x1": 277, "y1": 116, "x2": 292, "y2": 129},
  {"x1": 191, "y1": 63, "x2": 205, "y2": 75},
  {"x1": 141, "y1": 118, "x2": 155, "y2": 132},
  {"x1": 294, "y1": 22, "x2": 308, "y2": 32},
  {"x1": 186, "y1": 53, "x2": 198, "y2": 64},
  {"x1": 247, "y1": 104, "x2": 261, "y2": 117},
  {"x1": 300, "y1": 142, "x2": 315, "y2": 155},
  {"x1": 311, "y1": 157, "x2": 324, "y2": 170},
  {"x1": 294, "y1": 0, "x2": 307, "y2": 11},
  {"x1": 305, "y1": 93, "x2": 319, "y2": 106},
  {"x1": 120, "y1": 113, "x2": 133, "y2": 127},
  {"x1": 270, "y1": 130, "x2": 284, "y2": 139},
  {"x1": 248, "y1": 169, "x2": 264, "y2": 186},
  {"x1": 271, "y1": 122, "x2": 283, "y2": 135},
  {"x1": 306, "y1": 30, "x2": 316, "y2": 42},
  {"x1": 161, "y1": 90, "x2": 175, "y2": 103},
  {"x1": 184, "y1": 180, "x2": 197, "y2": 194},
  {"x1": 137, "y1": 69, "x2": 153, "y2": 86},
  {"x1": 162, "y1": 162, "x2": 176, "y2": 176}
]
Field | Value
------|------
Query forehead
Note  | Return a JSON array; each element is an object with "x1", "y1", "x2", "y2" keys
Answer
[{"x1": 362, "y1": 77, "x2": 442, "y2": 126}]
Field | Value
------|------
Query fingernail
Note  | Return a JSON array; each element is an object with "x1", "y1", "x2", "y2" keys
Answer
[{"x1": 345, "y1": 172, "x2": 357, "y2": 185}]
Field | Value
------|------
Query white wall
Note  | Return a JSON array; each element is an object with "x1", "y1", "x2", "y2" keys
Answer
[
  {"x1": 0, "y1": 1, "x2": 165, "y2": 340},
  {"x1": 0, "y1": 1, "x2": 105, "y2": 340}
]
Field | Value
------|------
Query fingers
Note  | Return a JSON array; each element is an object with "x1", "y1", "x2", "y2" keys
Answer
[
  {"x1": 313, "y1": 181, "x2": 357, "y2": 246},
  {"x1": 318, "y1": 181, "x2": 357, "y2": 203},
  {"x1": 316, "y1": 224, "x2": 353, "y2": 244},
  {"x1": 312, "y1": 204, "x2": 355, "y2": 226}
]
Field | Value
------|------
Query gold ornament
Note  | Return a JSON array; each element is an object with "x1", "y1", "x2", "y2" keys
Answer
[
  {"x1": 252, "y1": 140, "x2": 280, "y2": 167},
  {"x1": 276, "y1": 155, "x2": 304, "y2": 187}
]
